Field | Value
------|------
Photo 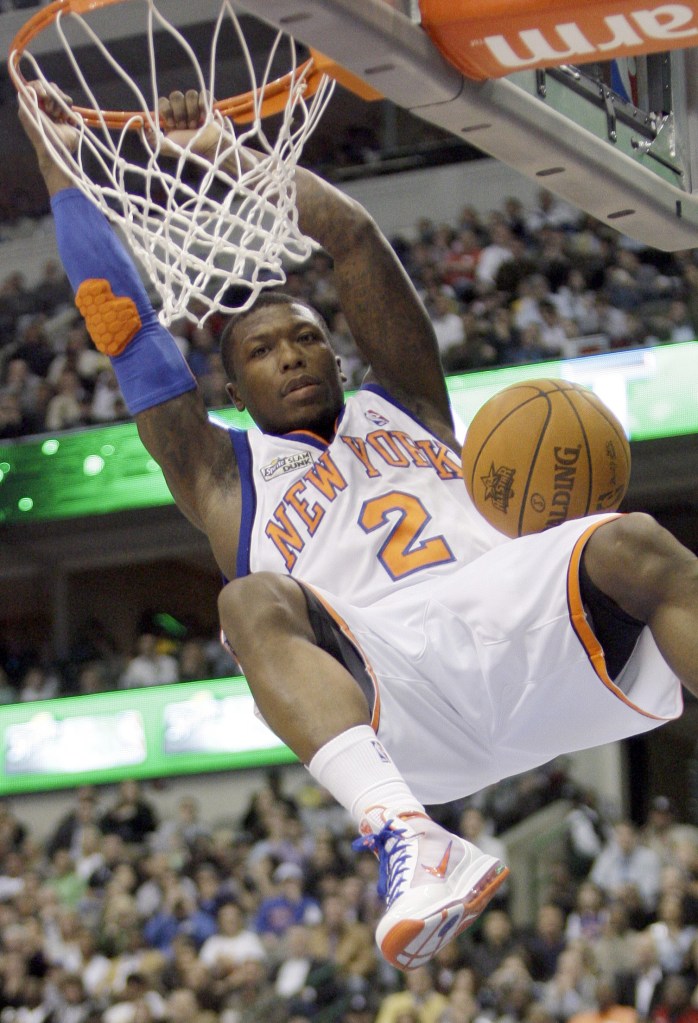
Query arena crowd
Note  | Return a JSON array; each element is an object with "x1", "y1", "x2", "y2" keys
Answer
[
  {"x1": 1, "y1": 188, "x2": 697, "y2": 440},
  {"x1": 0, "y1": 766, "x2": 697, "y2": 1023}
]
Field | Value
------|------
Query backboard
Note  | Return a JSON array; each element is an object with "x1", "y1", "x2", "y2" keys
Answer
[
  {"x1": 232, "y1": 0, "x2": 698, "y2": 252},
  {"x1": 3, "y1": 0, "x2": 698, "y2": 251}
]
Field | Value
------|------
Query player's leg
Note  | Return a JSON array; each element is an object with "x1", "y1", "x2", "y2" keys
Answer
[
  {"x1": 218, "y1": 572, "x2": 508, "y2": 970},
  {"x1": 219, "y1": 572, "x2": 370, "y2": 763},
  {"x1": 582, "y1": 512, "x2": 698, "y2": 695}
]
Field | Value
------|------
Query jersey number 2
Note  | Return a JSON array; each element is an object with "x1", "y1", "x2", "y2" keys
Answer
[{"x1": 358, "y1": 490, "x2": 455, "y2": 580}]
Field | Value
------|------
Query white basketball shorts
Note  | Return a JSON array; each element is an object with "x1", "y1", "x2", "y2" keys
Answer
[{"x1": 305, "y1": 513, "x2": 683, "y2": 805}]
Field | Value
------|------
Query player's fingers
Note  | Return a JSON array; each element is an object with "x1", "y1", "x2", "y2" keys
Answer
[
  {"x1": 31, "y1": 80, "x2": 74, "y2": 120},
  {"x1": 183, "y1": 89, "x2": 201, "y2": 128},
  {"x1": 45, "y1": 89, "x2": 74, "y2": 121},
  {"x1": 157, "y1": 95, "x2": 174, "y2": 131},
  {"x1": 163, "y1": 90, "x2": 189, "y2": 130}
]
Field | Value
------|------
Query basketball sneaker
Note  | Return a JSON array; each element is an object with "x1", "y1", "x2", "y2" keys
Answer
[{"x1": 353, "y1": 808, "x2": 509, "y2": 971}]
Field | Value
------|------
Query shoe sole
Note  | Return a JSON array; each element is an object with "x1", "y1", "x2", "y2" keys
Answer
[{"x1": 378, "y1": 860, "x2": 510, "y2": 971}]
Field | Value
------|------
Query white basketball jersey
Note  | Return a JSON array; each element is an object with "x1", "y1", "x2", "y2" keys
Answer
[{"x1": 228, "y1": 385, "x2": 505, "y2": 606}]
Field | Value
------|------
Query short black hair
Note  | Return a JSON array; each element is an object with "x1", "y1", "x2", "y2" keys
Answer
[{"x1": 220, "y1": 291, "x2": 329, "y2": 382}]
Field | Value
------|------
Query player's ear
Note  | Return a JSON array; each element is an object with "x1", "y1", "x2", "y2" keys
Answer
[
  {"x1": 226, "y1": 381, "x2": 245, "y2": 411},
  {"x1": 336, "y1": 355, "x2": 347, "y2": 385}
]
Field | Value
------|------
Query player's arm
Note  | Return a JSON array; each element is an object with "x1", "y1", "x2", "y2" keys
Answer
[
  {"x1": 160, "y1": 91, "x2": 455, "y2": 442},
  {"x1": 295, "y1": 172, "x2": 454, "y2": 434},
  {"x1": 18, "y1": 84, "x2": 234, "y2": 533}
]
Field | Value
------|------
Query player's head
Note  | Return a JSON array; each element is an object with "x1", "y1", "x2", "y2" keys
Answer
[{"x1": 220, "y1": 292, "x2": 345, "y2": 437}]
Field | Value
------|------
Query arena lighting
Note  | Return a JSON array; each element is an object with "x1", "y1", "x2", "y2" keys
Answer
[
  {"x1": 0, "y1": 675, "x2": 295, "y2": 796},
  {"x1": 0, "y1": 341, "x2": 691, "y2": 527},
  {"x1": 0, "y1": 341, "x2": 696, "y2": 526}
]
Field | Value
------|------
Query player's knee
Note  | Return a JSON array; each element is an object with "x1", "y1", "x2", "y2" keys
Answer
[
  {"x1": 218, "y1": 573, "x2": 310, "y2": 654},
  {"x1": 585, "y1": 512, "x2": 696, "y2": 621}
]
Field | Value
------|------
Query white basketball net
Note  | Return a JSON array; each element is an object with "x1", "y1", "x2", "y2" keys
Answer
[{"x1": 13, "y1": 0, "x2": 335, "y2": 326}]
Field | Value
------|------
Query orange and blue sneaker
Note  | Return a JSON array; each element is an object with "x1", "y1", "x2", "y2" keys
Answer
[{"x1": 353, "y1": 808, "x2": 509, "y2": 971}]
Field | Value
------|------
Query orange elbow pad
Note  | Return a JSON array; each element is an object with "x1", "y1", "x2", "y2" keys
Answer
[{"x1": 76, "y1": 278, "x2": 142, "y2": 357}]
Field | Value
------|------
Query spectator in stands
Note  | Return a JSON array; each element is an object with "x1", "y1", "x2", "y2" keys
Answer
[
  {"x1": 150, "y1": 796, "x2": 210, "y2": 855},
  {"x1": 90, "y1": 368, "x2": 128, "y2": 423},
  {"x1": 17, "y1": 663, "x2": 59, "y2": 701},
  {"x1": 464, "y1": 908, "x2": 519, "y2": 978},
  {"x1": 651, "y1": 974, "x2": 698, "y2": 1023},
  {"x1": 254, "y1": 862, "x2": 321, "y2": 945},
  {"x1": 199, "y1": 899, "x2": 266, "y2": 972},
  {"x1": 562, "y1": 789, "x2": 611, "y2": 882},
  {"x1": 44, "y1": 367, "x2": 88, "y2": 431},
  {"x1": 0, "y1": 850, "x2": 25, "y2": 902},
  {"x1": 541, "y1": 945, "x2": 598, "y2": 1022},
  {"x1": 0, "y1": 390, "x2": 32, "y2": 437},
  {"x1": 0, "y1": 800, "x2": 27, "y2": 854},
  {"x1": 375, "y1": 963, "x2": 448, "y2": 1023},
  {"x1": 176, "y1": 639, "x2": 208, "y2": 683},
  {"x1": 75, "y1": 662, "x2": 110, "y2": 696},
  {"x1": 538, "y1": 226, "x2": 572, "y2": 291},
  {"x1": 308, "y1": 891, "x2": 377, "y2": 984},
  {"x1": 648, "y1": 893, "x2": 696, "y2": 973},
  {"x1": 1, "y1": 356, "x2": 42, "y2": 417},
  {"x1": 198, "y1": 351, "x2": 231, "y2": 409},
  {"x1": 568, "y1": 974, "x2": 638, "y2": 1023},
  {"x1": 427, "y1": 288, "x2": 466, "y2": 360},
  {"x1": 47, "y1": 320, "x2": 106, "y2": 388},
  {"x1": 663, "y1": 300, "x2": 697, "y2": 344},
  {"x1": 329, "y1": 310, "x2": 367, "y2": 390},
  {"x1": 247, "y1": 799, "x2": 311, "y2": 872},
  {"x1": 566, "y1": 882, "x2": 607, "y2": 944},
  {"x1": 504, "y1": 322, "x2": 554, "y2": 364},
  {"x1": 521, "y1": 903, "x2": 569, "y2": 983},
  {"x1": 590, "y1": 821, "x2": 663, "y2": 919},
  {"x1": 615, "y1": 930, "x2": 666, "y2": 1020},
  {"x1": 31, "y1": 258, "x2": 72, "y2": 316},
  {"x1": 99, "y1": 780, "x2": 158, "y2": 846},
  {"x1": 217, "y1": 955, "x2": 289, "y2": 1022},
  {"x1": 12, "y1": 315, "x2": 55, "y2": 378},
  {"x1": 46, "y1": 787, "x2": 101, "y2": 860},
  {"x1": 439, "y1": 229, "x2": 482, "y2": 302},
  {"x1": 475, "y1": 219, "x2": 516, "y2": 289},
  {"x1": 143, "y1": 884, "x2": 217, "y2": 955},
  {"x1": 537, "y1": 298, "x2": 572, "y2": 355},
  {"x1": 589, "y1": 291, "x2": 631, "y2": 345},
  {"x1": 118, "y1": 633, "x2": 179, "y2": 690},
  {"x1": 525, "y1": 188, "x2": 581, "y2": 234},
  {"x1": 44, "y1": 848, "x2": 87, "y2": 910}
]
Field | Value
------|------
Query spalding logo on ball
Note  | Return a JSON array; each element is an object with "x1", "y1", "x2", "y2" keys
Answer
[{"x1": 461, "y1": 379, "x2": 631, "y2": 538}]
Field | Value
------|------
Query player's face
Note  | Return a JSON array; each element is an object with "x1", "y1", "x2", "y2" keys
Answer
[{"x1": 227, "y1": 302, "x2": 345, "y2": 437}]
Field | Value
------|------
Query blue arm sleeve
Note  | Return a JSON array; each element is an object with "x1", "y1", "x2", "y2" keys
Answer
[{"x1": 51, "y1": 188, "x2": 197, "y2": 415}]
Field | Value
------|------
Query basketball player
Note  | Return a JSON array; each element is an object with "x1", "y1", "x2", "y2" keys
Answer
[{"x1": 19, "y1": 84, "x2": 698, "y2": 972}]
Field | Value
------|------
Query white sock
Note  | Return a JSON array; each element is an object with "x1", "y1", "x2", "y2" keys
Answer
[{"x1": 308, "y1": 725, "x2": 425, "y2": 831}]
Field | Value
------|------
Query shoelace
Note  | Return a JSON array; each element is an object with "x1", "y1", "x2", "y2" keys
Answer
[{"x1": 352, "y1": 822, "x2": 412, "y2": 907}]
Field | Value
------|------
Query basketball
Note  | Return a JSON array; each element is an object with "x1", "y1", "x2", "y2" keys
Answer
[{"x1": 461, "y1": 379, "x2": 631, "y2": 538}]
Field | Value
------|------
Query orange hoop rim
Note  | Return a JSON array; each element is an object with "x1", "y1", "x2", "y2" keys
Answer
[{"x1": 7, "y1": 0, "x2": 328, "y2": 128}]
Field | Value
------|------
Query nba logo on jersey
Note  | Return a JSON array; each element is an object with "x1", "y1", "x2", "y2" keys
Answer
[
  {"x1": 365, "y1": 409, "x2": 389, "y2": 427},
  {"x1": 260, "y1": 451, "x2": 314, "y2": 481}
]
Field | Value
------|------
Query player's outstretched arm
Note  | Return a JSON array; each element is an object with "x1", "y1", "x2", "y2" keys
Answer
[
  {"x1": 18, "y1": 84, "x2": 236, "y2": 535},
  {"x1": 159, "y1": 90, "x2": 455, "y2": 445}
]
